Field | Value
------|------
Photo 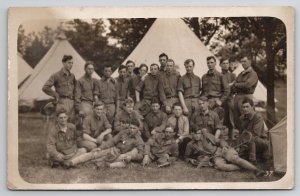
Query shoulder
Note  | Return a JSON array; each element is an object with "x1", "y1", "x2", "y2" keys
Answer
[
  {"x1": 67, "y1": 123, "x2": 76, "y2": 130},
  {"x1": 208, "y1": 110, "x2": 219, "y2": 118}
]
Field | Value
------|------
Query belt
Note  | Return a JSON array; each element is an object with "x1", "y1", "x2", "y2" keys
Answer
[
  {"x1": 60, "y1": 95, "x2": 74, "y2": 100},
  {"x1": 236, "y1": 93, "x2": 253, "y2": 96},
  {"x1": 167, "y1": 96, "x2": 178, "y2": 99},
  {"x1": 184, "y1": 96, "x2": 199, "y2": 99},
  {"x1": 81, "y1": 99, "x2": 93, "y2": 103},
  {"x1": 207, "y1": 95, "x2": 221, "y2": 99}
]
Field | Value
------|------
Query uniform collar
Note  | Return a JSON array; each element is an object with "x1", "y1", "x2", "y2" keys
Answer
[
  {"x1": 56, "y1": 123, "x2": 68, "y2": 133},
  {"x1": 207, "y1": 69, "x2": 217, "y2": 76},
  {"x1": 200, "y1": 109, "x2": 210, "y2": 116},
  {"x1": 243, "y1": 111, "x2": 255, "y2": 120},
  {"x1": 241, "y1": 67, "x2": 253, "y2": 75},
  {"x1": 61, "y1": 68, "x2": 71, "y2": 76},
  {"x1": 221, "y1": 69, "x2": 229, "y2": 74}
]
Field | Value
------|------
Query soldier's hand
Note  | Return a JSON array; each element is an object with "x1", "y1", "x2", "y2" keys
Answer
[
  {"x1": 165, "y1": 106, "x2": 172, "y2": 114},
  {"x1": 151, "y1": 129, "x2": 157, "y2": 135},
  {"x1": 183, "y1": 107, "x2": 189, "y2": 115},
  {"x1": 56, "y1": 153, "x2": 65, "y2": 161},
  {"x1": 142, "y1": 155, "x2": 151, "y2": 166},
  {"x1": 96, "y1": 136, "x2": 104, "y2": 144}
]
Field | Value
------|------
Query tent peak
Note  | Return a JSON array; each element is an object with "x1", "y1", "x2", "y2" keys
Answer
[{"x1": 55, "y1": 32, "x2": 67, "y2": 40}]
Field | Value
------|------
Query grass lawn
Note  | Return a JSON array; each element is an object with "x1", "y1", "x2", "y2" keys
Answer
[{"x1": 17, "y1": 81, "x2": 286, "y2": 184}]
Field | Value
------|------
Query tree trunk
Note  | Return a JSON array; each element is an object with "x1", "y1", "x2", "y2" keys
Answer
[
  {"x1": 190, "y1": 17, "x2": 201, "y2": 38},
  {"x1": 265, "y1": 20, "x2": 277, "y2": 127}
]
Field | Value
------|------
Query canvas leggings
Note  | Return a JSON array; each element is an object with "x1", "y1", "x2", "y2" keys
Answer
[
  {"x1": 78, "y1": 134, "x2": 113, "y2": 152},
  {"x1": 48, "y1": 148, "x2": 87, "y2": 165},
  {"x1": 213, "y1": 147, "x2": 257, "y2": 172}
]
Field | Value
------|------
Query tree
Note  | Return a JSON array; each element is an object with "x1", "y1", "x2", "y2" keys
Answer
[{"x1": 185, "y1": 17, "x2": 286, "y2": 126}]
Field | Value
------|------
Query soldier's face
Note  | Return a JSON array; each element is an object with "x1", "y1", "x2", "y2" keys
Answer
[
  {"x1": 154, "y1": 132, "x2": 164, "y2": 141},
  {"x1": 151, "y1": 103, "x2": 160, "y2": 113},
  {"x1": 126, "y1": 63, "x2": 135, "y2": 73},
  {"x1": 85, "y1": 64, "x2": 94, "y2": 76},
  {"x1": 63, "y1": 59, "x2": 73, "y2": 71},
  {"x1": 165, "y1": 127, "x2": 174, "y2": 139},
  {"x1": 166, "y1": 61, "x2": 174, "y2": 72},
  {"x1": 185, "y1": 62, "x2": 194, "y2": 74},
  {"x1": 150, "y1": 65, "x2": 159, "y2": 76},
  {"x1": 129, "y1": 125, "x2": 139, "y2": 136},
  {"x1": 159, "y1": 56, "x2": 168, "y2": 66},
  {"x1": 241, "y1": 57, "x2": 251, "y2": 70},
  {"x1": 94, "y1": 105, "x2": 105, "y2": 117},
  {"x1": 57, "y1": 113, "x2": 68, "y2": 126},
  {"x1": 193, "y1": 132, "x2": 203, "y2": 141},
  {"x1": 119, "y1": 68, "x2": 127, "y2": 78},
  {"x1": 207, "y1": 58, "x2": 216, "y2": 71},
  {"x1": 125, "y1": 104, "x2": 134, "y2": 114},
  {"x1": 221, "y1": 60, "x2": 230, "y2": 70},
  {"x1": 103, "y1": 67, "x2": 112, "y2": 78},
  {"x1": 173, "y1": 106, "x2": 183, "y2": 117},
  {"x1": 139, "y1": 67, "x2": 148, "y2": 77},
  {"x1": 199, "y1": 100, "x2": 208, "y2": 112},
  {"x1": 242, "y1": 103, "x2": 252, "y2": 114}
]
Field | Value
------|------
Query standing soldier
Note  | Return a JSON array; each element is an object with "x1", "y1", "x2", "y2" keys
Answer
[
  {"x1": 128, "y1": 64, "x2": 148, "y2": 101},
  {"x1": 75, "y1": 61, "x2": 97, "y2": 117},
  {"x1": 220, "y1": 58, "x2": 237, "y2": 138},
  {"x1": 159, "y1": 59, "x2": 181, "y2": 114},
  {"x1": 177, "y1": 59, "x2": 202, "y2": 119},
  {"x1": 42, "y1": 55, "x2": 76, "y2": 122},
  {"x1": 115, "y1": 65, "x2": 130, "y2": 112},
  {"x1": 135, "y1": 63, "x2": 162, "y2": 116},
  {"x1": 94, "y1": 65, "x2": 117, "y2": 124},
  {"x1": 202, "y1": 56, "x2": 229, "y2": 123},
  {"x1": 231, "y1": 54, "x2": 258, "y2": 129}
]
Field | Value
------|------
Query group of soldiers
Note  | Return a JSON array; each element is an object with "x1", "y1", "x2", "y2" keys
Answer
[{"x1": 43, "y1": 53, "x2": 270, "y2": 177}]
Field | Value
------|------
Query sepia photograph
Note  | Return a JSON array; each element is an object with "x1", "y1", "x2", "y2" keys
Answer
[{"x1": 8, "y1": 7, "x2": 294, "y2": 189}]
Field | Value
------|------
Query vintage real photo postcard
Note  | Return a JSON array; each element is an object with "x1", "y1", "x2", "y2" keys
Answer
[{"x1": 8, "y1": 7, "x2": 294, "y2": 189}]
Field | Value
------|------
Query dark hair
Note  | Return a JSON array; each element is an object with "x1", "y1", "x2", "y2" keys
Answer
[
  {"x1": 166, "y1": 59, "x2": 175, "y2": 65},
  {"x1": 239, "y1": 53, "x2": 252, "y2": 61},
  {"x1": 150, "y1": 63, "x2": 159, "y2": 69},
  {"x1": 184, "y1": 59, "x2": 195, "y2": 66},
  {"x1": 103, "y1": 65, "x2": 112, "y2": 70},
  {"x1": 151, "y1": 97, "x2": 160, "y2": 105},
  {"x1": 129, "y1": 118, "x2": 140, "y2": 128},
  {"x1": 159, "y1": 53, "x2": 168, "y2": 59},
  {"x1": 62, "y1": 55, "x2": 73, "y2": 62},
  {"x1": 172, "y1": 102, "x2": 182, "y2": 110},
  {"x1": 220, "y1": 58, "x2": 229, "y2": 64},
  {"x1": 84, "y1": 61, "x2": 94, "y2": 69},
  {"x1": 123, "y1": 97, "x2": 134, "y2": 106},
  {"x1": 242, "y1": 97, "x2": 254, "y2": 107},
  {"x1": 125, "y1": 60, "x2": 135, "y2": 66},
  {"x1": 118, "y1": 65, "x2": 127, "y2": 72},
  {"x1": 139, "y1": 63, "x2": 148, "y2": 72},
  {"x1": 206, "y1": 56, "x2": 216, "y2": 62}
]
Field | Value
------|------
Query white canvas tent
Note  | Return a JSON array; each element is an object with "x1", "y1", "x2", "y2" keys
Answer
[
  {"x1": 112, "y1": 18, "x2": 267, "y2": 102},
  {"x1": 269, "y1": 116, "x2": 287, "y2": 173},
  {"x1": 18, "y1": 53, "x2": 33, "y2": 87},
  {"x1": 19, "y1": 33, "x2": 100, "y2": 102}
]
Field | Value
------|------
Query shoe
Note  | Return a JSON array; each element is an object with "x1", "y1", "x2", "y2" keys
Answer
[
  {"x1": 255, "y1": 170, "x2": 266, "y2": 177},
  {"x1": 63, "y1": 160, "x2": 74, "y2": 169},
  {"x1": 157, "y1": 161, "x2": 170, "y2": 168}
]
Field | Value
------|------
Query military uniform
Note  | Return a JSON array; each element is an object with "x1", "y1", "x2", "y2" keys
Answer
[
  {"x1": 115, "y1": 76, "x2": 130, "y2": 111},
  {"x1": 190, "y1": 110, "x2": 222, "y2": 135},
  {"x1": 42, "y1": 68, "x2": 76, "y2": 121},
  {"x1": 143, "y1": 110, "x2": 168, "y2": 140},
  {"x1": 94, "y1": 78, "x2": 117, "y2": 124},
  {"x1": 159, "y1": 71, "x2": 181, "y2": 112},
  {"x1": 79, "y1": 113, "x2": 112, "y2": 151},
  {"x1": 177, "y1": 73, "x2": 202, "y2": 119},
  {"x1": 75, "y1": 74, "x2": 97, "y2": 116},
  {"x1": 114, "y1": 109, "x2": 144, "y2": 134}
]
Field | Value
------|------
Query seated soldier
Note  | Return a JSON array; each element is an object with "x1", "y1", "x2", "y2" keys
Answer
[
  {"x1": 184, "y1": 128, "x2": 266, "y2": 177},
  {"x1": 46, "y1": 107, "x2": 87, "y2": 168},
  {"x1": 78, "y1": 101, "x2": 112, "y2": 152},
  {"x1": 167, "y1": 103, "x2": 191, "y2": 159},
  {"x1": 237, "y1": 98, "x2": 270, "y2": 164},
  {"x1": 143, "y1": 98, "x2": 168, "y2": 141},
  {"x1": 65, "y1": 119, "x2": 145, "y2": 168},
  {"x1": 190, "y1": 96, "x2": 225, "y2": 142},
  {"x1": 142, "y1": 126, "x2": 179, "y2": 168},
  {"x1": 114, "y1": 98, "x2": 143, "y2": 134}
]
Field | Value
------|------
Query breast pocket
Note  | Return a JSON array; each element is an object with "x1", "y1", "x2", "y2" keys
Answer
[{"x1": 183, "y1": 79, "x2": 191, "y2": 89}]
